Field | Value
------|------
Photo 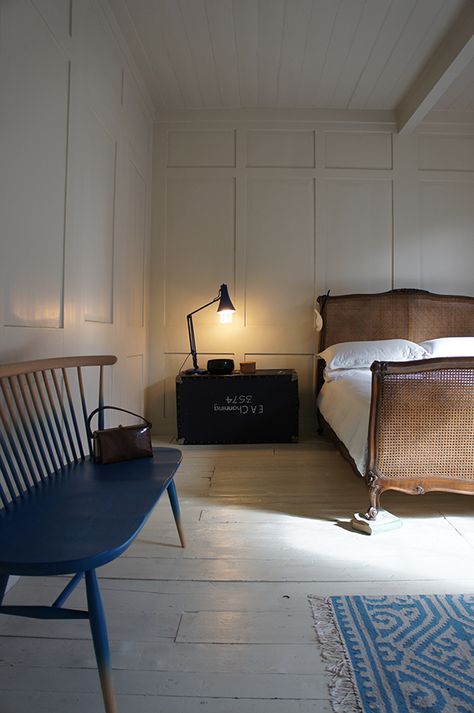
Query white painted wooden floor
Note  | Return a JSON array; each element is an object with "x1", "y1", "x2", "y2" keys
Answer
[{"x1": 2, "y1": 437, "x2": 474, "y2": 712}]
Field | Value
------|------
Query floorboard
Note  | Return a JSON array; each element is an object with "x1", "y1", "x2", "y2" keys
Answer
[{"x1": 2, "y1": 436, "x2": 474, "y2": 711}]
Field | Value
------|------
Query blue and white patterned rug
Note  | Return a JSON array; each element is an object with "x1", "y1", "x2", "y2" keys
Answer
[{"x1": 309, "y1": 594, "x2": 474, "y2": 713}]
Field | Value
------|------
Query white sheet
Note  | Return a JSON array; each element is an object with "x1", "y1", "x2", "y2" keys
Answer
[{"x1": 317, "y1": 369, "x2": 372, "y2": 475}]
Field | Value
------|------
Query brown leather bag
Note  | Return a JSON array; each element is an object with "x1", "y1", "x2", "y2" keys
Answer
[{"x1": 87, "y1": 406, "x2": 153, "y2": 464}]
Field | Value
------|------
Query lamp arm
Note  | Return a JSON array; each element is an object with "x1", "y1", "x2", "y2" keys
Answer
[
  {"x1": 186, "y1": 294, "x2": 220, "y2": 318},
  {"x1": 186, "y1": 295, "x2": 221, "y2": 370},
  {"x1": 187, "y1": 314, "x2": 198, "y2": 370},
  {"x1": 186, "y1": 295, "x2": 220, "y2": 370}
]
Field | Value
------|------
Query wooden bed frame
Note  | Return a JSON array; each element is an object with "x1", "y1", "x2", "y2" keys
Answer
[{"x1": 316, "y1": 289, "x2": 474, "y2": 520}]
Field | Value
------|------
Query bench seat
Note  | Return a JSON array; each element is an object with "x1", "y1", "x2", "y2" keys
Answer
[{"x1": 0, "y1": 447, "x2": 182, "y2": 576}]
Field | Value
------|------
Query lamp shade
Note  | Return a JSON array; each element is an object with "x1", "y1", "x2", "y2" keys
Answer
[{"x1": 217, "y1": 284, "x2": 235, "y2": 314}]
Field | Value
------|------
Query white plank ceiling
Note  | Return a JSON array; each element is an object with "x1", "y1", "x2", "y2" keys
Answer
[{"x1": 108, "y1": 0, "x2": 474, "y2": 130}]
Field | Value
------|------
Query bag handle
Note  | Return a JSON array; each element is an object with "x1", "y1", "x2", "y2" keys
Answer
[{"x1": 87, "y1": 406, "x2": 152, "y2": 439}]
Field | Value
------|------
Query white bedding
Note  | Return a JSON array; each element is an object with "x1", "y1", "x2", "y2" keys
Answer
[
  {"x1": 316, "y1": 337, "x2": 473, "y2": 476},
  {"x1": 317, "y1": 369, "x2": 372, "y2": 475}
]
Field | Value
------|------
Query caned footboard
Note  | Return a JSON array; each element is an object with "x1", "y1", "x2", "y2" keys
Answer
[{"x1": 365, "y1": 357, "x2": 474, "y2": 519}]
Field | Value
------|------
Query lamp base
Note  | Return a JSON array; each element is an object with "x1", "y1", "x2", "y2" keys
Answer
[{"x1": 184, "y1": 367, "x2": 208, "y2": 375}]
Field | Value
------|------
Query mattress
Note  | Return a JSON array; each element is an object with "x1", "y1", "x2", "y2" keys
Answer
[{"x1": 316, "y1": 369, "x2": 372, "y2": 475}]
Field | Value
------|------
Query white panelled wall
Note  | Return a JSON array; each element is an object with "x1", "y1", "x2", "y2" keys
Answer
[
  {"x1": 0, "y1": 0, "x2": 153, "y2": 414},
  {"x1": 1, "y1": 1, "x2": 473, "y2": 440},
  {"x1": 148, "y1": 119, "x2": 474, "y2": 436}
]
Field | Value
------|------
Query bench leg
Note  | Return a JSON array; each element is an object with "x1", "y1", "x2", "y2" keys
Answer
[
  {"x1": 0, "y1": 575, "x2": 9, "y2": 605},
  {"x1": 167, "y1": 479, "x2": 186, "y2": 548},
  {"x1": 85, "y1": 570, "x2": 117, "y2": 713},
  {"x1": 52, "y1": 572, "x2": 84, "y2": 608}
]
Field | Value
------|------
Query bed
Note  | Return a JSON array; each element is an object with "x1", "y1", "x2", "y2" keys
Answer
[{"x1": 316, "y1": 289, "x2": 474, "y2": 522}]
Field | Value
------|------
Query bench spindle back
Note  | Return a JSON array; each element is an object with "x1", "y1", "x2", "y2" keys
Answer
[{"x1": 0, "y1": 356, "x2": 117, "y2": 512}]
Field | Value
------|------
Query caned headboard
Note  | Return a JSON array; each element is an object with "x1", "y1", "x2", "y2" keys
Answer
[
  {"x1": 316, "y1": 289, "x2": 474, "y2": 395},
  {"x1": 317, "y1": 289, "x2": 474, "y2": 352}
]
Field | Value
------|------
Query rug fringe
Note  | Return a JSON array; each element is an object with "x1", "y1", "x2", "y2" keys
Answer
[{"x1": 308, "y1": 595, "x2": 363, "y2": 713}]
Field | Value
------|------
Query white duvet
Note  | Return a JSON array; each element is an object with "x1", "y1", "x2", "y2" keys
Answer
[
  {"x1": 317, "y1": 369, "x2": 372, "y2": 475},
  {"x1": 316, "y1": 336, "x2": 474, "y2": 476}
]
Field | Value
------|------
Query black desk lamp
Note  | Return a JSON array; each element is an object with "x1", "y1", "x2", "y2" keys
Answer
[{"x1": 186, "y1": 284, "x2": 236, "y2": 374}]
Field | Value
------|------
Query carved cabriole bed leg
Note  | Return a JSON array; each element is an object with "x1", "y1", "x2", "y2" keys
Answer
[
  {"x1": 351, "y1": 470, "x2": 402, "y2": 534},
  {"x1": 364, "y1": 472, "x2": 381, "y2": 521}
]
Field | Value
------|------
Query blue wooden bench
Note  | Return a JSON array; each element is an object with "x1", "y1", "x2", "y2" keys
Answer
[{"x1": 0, "y1": 355, "x2": 184, "y2": 713}]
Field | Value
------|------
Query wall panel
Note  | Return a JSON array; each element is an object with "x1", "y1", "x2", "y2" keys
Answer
[
  {"x1": 127, "y1": 162, "x2": 146, "y2": 327},
  {"x1": 1, "y1": 0, "x2": 69, "y2": 328},
  {"x1": 246, "y1": 178, "x2": 315, "y2": 328},
  {"x1": 419, "y1": 181, "x2": 474, "y2": 295},
  {"x1": 246, "y1": 130, "x2": 315, "y2": 167},
  {"x1": 165, "y1": 178, "x2": 236, "y2": 328},
  {"x1": 124, "y1": 71, "x2": 153, "y2": 169},
  {"x1": 82, "y1": 112, "x2": 117, "y2": 324},
  {"x1": 418, "y1": 135, "x2": 474, "y2": 172},
  {"x1": 168, "y1": 131, "x2": 236, "y2": 167},
  {"x1": 324, "y1": 132, "x2": 392, "y2": 169},
  {"x1": 123, "y1": 354, "x2": 144, "y2": 416},
  {"x1": 31, "y1": 0, "x2": 71, "y2": 45},
  {"x1": 318, "y1": 179, "x2": 393, "y2": 294},
  {"x1": 80, "y1": 0, "x2": 123, "y2": 134}
]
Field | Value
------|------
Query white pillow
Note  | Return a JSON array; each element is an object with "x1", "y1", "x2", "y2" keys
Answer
[
  {"x1": 420, "y1": 337, "x2": 474, "y2": 357},
  {"x1": 318, "y1": 339, "x2": 428, "y2": 370}
]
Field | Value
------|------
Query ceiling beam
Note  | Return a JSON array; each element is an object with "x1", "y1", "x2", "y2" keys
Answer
[{"x1": 397, "y1": 3, "x2": 474, "y2": 134}]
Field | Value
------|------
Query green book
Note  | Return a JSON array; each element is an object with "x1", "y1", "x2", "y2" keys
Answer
[{"x1": 351, "y1": 509, "x2": 403, "y2": 535}]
